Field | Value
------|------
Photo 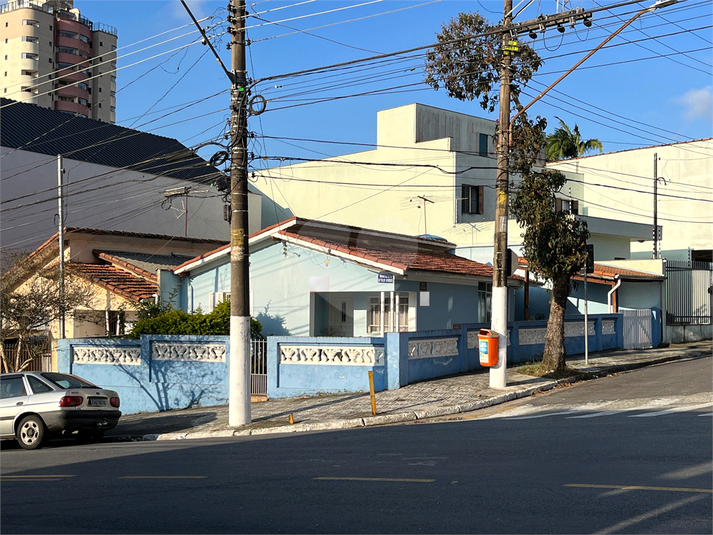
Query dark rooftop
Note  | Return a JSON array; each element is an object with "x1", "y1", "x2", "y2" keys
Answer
[{"x1": 0, "y1": 98, "x2": 226, "y2": 185}]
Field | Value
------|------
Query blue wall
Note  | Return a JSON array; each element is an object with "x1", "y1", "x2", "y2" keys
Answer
[
  {"x1": 267, "y1": 314, "x2": 624, "y2": 398},
  {"x1": 57, "y1": 336, "x2": 229, "y2": 415}
]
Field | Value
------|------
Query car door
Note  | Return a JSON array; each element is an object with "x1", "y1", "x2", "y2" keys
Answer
[{"x1": 0, "y1": 375, "x2": 30, "y2": 437}]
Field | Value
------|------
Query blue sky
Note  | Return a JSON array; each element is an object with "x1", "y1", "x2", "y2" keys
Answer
[{"x1": 77, "y1": 0, "x2": 712, "y2": 165}]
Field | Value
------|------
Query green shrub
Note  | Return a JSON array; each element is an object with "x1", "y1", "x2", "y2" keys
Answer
[{"x1": 129, "y1": 300, "x2": 262, "y2": 339}]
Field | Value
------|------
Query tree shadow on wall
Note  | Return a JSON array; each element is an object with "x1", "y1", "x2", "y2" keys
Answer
[{"x1": 255, "y1": 308, "x2": 291, "y2": 337}]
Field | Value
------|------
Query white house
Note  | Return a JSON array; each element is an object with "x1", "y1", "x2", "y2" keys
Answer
[
  {"x1": 547, "y1": 138, "x2": 713, "y2": 263},
  {"x1": 254, "y1": 102, "x2": 653, "y2": 266}
]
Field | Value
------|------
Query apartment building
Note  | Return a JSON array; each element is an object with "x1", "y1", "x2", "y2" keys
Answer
[{"x1": 1, "y1": 0, "x2": 116, "y2": 123}]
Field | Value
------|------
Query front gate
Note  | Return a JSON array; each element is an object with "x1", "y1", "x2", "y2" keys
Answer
[
  {"x1": 622, "y1": 309, "x2": 652, "y2": 350},
  {"x1": 251, "y1": 339, "x2": 267, "y2": 396}
]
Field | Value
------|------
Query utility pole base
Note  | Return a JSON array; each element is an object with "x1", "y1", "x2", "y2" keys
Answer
[{"x1": 229, "y1": 315, "x2": 251, "y2": 426}]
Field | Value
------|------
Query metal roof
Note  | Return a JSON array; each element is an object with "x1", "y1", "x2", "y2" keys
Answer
[{"x1": 0, "y1": 98, "x2": 226, "y2": 185}]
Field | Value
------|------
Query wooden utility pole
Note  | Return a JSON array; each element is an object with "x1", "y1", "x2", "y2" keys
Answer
[
  {"x1": 179, "y1": 0, "x2": 252, "y2": 425},
  {"x1": 228, "y1": 0, "x2": 251, "y2": 426},
  {"x1": 489, "y1": 0, "x2": 513, "y2": 389},
  {"x1": 57, "y1": 154, "x2": 65, "y2": 339}
]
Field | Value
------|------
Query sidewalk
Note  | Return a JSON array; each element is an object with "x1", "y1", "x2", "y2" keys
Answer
[{"x1": 107, "y1": 340, "x2": 712, "y2": 442}]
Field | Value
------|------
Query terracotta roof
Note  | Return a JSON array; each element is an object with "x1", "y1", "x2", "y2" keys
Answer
[
  {"x1": 174, "y1": 217, "x2": 508, "y2": 281},
  {"x1": 70, "y1": 264, "x2": 158, "y2": 301},
  {"x1": 95, "y1": 251, "x2": 195, "y2": 281},
  {"x1": 517, "y1": 258, "x2": 664, "y2": 284},
  {"x1": 279, "y1": 229, "x2": 495, "y2": 278}
]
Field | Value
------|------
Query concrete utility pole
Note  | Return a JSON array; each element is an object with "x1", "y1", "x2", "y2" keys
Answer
[
  {"x1": 228, "y1": 0, "x2": 251, "y2": 426},
  {"x1": 490, "y1": 0, "x2": 513, "y2": 389}
]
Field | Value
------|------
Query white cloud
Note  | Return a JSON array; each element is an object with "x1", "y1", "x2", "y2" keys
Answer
[
  {"x1": 678, "y1": 86, "x2": 713, "y2": 122},
  {"x1": 170, "y1": 0, "x2": 209, "y2": 20}
]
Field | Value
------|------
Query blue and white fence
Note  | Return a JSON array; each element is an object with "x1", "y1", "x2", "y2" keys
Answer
[
  {"x1": 267, "y1": 314, "x2": 624, "y2": 398},
  {"x1": 56, "y1": 313, "x2": 628, "y2": 411}
]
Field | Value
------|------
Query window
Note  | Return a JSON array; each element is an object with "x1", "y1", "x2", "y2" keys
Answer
[
  {"x1": 22, "y1": 19, "x2": 40, "y2": 27},
  {"x1": 368, "y1": 294, "x2": 409, "y2": 333},
  {"x1": 49, "y1": 58, "x2": 53, "y2": 64},
  {"x1": 21, "y1": 52, "x2": 39, "y2": 60},
  {"x1": 21, "y1": 70, "x2": 37, "y2": 77},
  {"x1": 111, "y1": 44, "x2": 117, "y2": 51},
  {"x1": 98, "y1": 87, "x2": 102, "y2": 92},
  {"x1": 100, "y1": 41, "x2": 104, "y2": 47},
  {"x1": 111, "y1": 75, "x2": 116, "y2": 83},
  {"x1": 479, "y1": 133, "x2": 489, "y2": 157},
  {"x1": 0, "y1": 376, "x2": 27, "y2": 399},
  {"x1": 22, "y1": 36, "x2": 39, "y2": 43},
  {"x1": 41, "y1": 373, "x2": 96, "y2": 389},
  {"x1": 110, "y1": 106, "x2": 115, "y2": 112},
  {"x1": 478, "y1": 282, "x2": 491, "y2": 323},
  {"x1": 208, "y1": 292, "x2": 230, "y2": 312},
  {"x1": 555, "y1": 198, "x2": 579, "y2": 215},
  {"x1": 28, "y1": 376, "x2": 53, "y2": 394},
  {"x1": 461, "y1": 184, "x2": 484, "y2": 215}
]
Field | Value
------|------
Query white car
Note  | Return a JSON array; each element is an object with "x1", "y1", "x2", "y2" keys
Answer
[{"x1": 0, "y1": 372, "x2": 121, "y2": 450}]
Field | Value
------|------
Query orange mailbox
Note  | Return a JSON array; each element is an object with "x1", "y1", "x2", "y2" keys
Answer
[{"x1": 478, "y1": 329, "x2": 499, "y2": 367}]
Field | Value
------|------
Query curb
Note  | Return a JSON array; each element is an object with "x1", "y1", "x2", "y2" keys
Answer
[{"x1": 110, "y1": 350, "x2": 708, "y2": 443}]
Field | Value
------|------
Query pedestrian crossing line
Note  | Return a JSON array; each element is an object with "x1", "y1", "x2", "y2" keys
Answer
[
  {"x1": 698, "y1": 412, "x2": 713, "y2": 417},
  {"x1": 503, "y1": 410, "x2": 582, "y2": 420},
  {"x1": 628, "y1": 402, "x2": 713, "y2": 418},
  {"x1": 567, "y1": 410, "x2": 633, "y2": 419},
  {"x1": 566, "y1": 483, "x2": 713, "y2": 494}
]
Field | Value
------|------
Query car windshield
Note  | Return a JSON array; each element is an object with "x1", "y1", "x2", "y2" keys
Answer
[{"x1": 40, "y1": 373, "x2": 97, "y2": 389}]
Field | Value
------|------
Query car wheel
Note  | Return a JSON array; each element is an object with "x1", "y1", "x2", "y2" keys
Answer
[{"x1": 16, "y1": 415, "x2": 46, "y2": 450}]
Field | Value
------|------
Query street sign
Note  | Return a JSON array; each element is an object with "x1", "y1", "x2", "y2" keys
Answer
[
  {"x1": 377, "y1": 274, "x2": 393, "y2": 283},
  {"x1": 506, "y1": 248, "x2": 519, "y2": 276}
]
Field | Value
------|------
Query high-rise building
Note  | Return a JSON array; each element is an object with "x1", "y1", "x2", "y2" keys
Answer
[{"x1": 1, "y1": 0, "x2": 117, "y2": 123}]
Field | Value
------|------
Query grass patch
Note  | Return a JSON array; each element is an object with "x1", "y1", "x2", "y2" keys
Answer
[{"x1": 515, "y1": 361, "x2": 581, "y2": 380}]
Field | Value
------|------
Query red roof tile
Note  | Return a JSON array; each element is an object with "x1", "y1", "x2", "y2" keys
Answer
[
  {"x1": 279, "y1": 230, "x2": 495, "y2": 278},
  {"x1": 70, "y1": 264, "x2": 158, "y2": 301}
]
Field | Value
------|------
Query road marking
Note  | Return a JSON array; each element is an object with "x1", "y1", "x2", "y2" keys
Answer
[
  {"x1": 2, "y1": 475, "x2": 76, "y2": 482},
  {"x1": 628, "y1": 401, "x2": 713, "y2": 417},
  {"x1": 461, "y1": 405, "x2": 518, "y2": 420},
  {"x1": 119, "y1": 476, "x2": 207, "y2": 479},
  {"x1": 566, "y1": 483, "x2": 713, "y2": 494},
  {"x1": 594, "y1": 495, "x2": 704, "y2": 534},
  {"x1": 503, "y1": 410, "x2": 582, "y2": 420},
  {"x1": 315, "y1": 477, "x2": 434, "y2": 483}
]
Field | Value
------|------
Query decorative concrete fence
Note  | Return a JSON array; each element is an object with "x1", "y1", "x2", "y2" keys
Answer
[
  {"x1": 267, "y1": 314, "x2": 624, "y2": 398},
  {"x1": 57, "y1": 336, "x2": 229, "y2": 415}
]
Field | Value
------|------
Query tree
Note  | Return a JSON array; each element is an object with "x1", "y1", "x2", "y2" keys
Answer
[
  {"x1": 424, "y1": 12, "x2": 542, "y2": 113},
  {"x1": 425, "y1": 11, "x2": 589, "y2": 371},
  {"x1": 546, "y1": 117, "x2": 603, "y2": 161},
  {"x1": 1, "y1": 265, "x2": 94, "y2": 373},
  {"x1": 510, "y1": 125, "x2": 590, "y2": 371}
]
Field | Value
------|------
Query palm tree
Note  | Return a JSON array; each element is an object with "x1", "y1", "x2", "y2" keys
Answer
[{"x1": 546, "y1": 117, "x2": 603, "y2": 161}]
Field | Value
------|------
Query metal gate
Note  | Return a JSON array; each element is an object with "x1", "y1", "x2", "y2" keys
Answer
[
  {"x1": 622, "y1": 309, "x2": 653, "y2": 350},
  {"x1": 665, "y1": 260, "x2": 713, "y2": 325},
  {"x1": 251, "y1": 339, "x2": 267, "y2": 396}
]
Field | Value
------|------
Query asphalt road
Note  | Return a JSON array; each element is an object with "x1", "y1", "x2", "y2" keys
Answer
[{"x1": 1, "y1": 357, "x2": 711, "y2": 534}]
